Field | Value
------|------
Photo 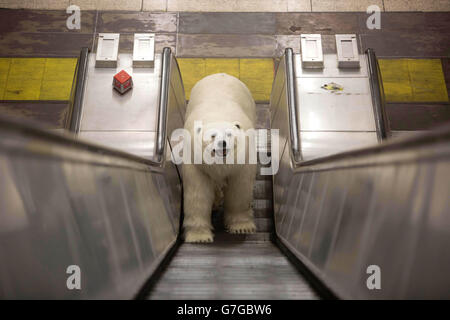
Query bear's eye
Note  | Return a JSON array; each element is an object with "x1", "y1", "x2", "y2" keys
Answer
[
  {"x1": 211, "y1": 133, "x2": 216, "y2": 139},
  {"x1": 235, "y1": 123, "x2": 241, "y2": 129}
]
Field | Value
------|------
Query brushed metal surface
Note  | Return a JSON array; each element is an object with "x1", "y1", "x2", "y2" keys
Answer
[
  {"x1": 81, "y1": 53, "x2": 162, "y2": 132},
  {"x1": 296, "y1": 77, "x2": 376, "y2": 132},
  {"x1": 0, "y1": 117, "x2": 181, "y2": 299},
  {"x1": 294, "y1": 54, "x2": 368, "y2": 78},
  {"x1": 274, "y1": 127, "x2": 450, "y2": 299},
  {"x1": 79, "y1": 131, "x2": 156, "y2": 160},
  {"x1": 147, "y1": 238, "x2": 319, "y2": 300},
  {"x1": 299, "y1": 131, "x2": 378, "y2": 161},
  {"x1": 272, "y1": 49, "x2": 450, "y2": 299}
]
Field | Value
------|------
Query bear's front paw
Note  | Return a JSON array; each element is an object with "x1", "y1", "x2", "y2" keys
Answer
[
  {"x1": 226, "y1": 220, "x2": 256, "y2": 234},
  {"x1": 184, "y1": 228, "x2": 214, "y2": 243}
]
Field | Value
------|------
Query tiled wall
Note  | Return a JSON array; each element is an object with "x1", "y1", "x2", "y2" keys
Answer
[{"x1": 1, "y1": 0, "x2": 449, "y2": 12}]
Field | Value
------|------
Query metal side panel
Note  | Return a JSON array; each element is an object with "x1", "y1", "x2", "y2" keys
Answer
[
  {"x1": 293, "y1": 52, "x2": 377, "y2": 161},
  {"x1": 295, "y1": 54, "x2": 368, "y2": 78},
  {"x1": 79, "y1": 53, "x2": 162, "y2": 160},
  {"x1": 274, "y1": 131, "x2": 450, "y2": 299},
  {"x1": 298, "y1": 132, "x2": 378, "y2": 161},
  {"x1": 0, "y1": 120, "x2": 181, "y2": 299},
  {"x1": 296, "y1": 77, "x2": 376, "y2": 132},
  {"x1": 78, "y1": 131, "x2": 156, "y2": 159},
  {"x1": 81, "y1": 53, "x2": 162, "y2": 131}
]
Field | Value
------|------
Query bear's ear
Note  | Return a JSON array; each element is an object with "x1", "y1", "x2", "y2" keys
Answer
[{"x1": 233, "y1": 122, "x2": 241, "y2": 130}]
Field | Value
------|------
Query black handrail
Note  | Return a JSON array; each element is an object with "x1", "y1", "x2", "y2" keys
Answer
[
  {"x1": 68, "y1": 47, "x2": 89, "y2": 133},
  {"x1": 366, "y1": 48, "x2": 390, "y2": 141}
]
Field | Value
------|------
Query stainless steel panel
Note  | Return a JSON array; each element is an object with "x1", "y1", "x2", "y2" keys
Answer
[
  {"x1": 133, "y1": 34, "x2": 155, "y2": 68},
  {"x1": 299, "y1": 132, "x2": 378, "y2": 161},
  {"x1": 270, "y1": 56, "x2": 286, "y2": 120},
  {"x1": 285, "y1": 173, "x2": 311, "y2": 249},
  {"x1": 152, "y1": 169, "x2": 181, "y2": 235},
  {"x1": 324, "y1": 167, "x2": 383, "y2": 295},
  {"x1": 0, "y1": 119, "x2": 181, "y2": 299},
  {"x1": 277, "y1": 174, "x2": 302, "y2": 239},
  {"x1": 296, "y1": 77, "x2": 376, "y2": 132},
  {"x1": 309, "y1": 169, "x2": 350, "y2": 269},
  {"x1": 166, "y1": 82, "x2": 185, "y2": 146},
  {"x1": 300, "y1": 34, "x2": 324, "y2": 69},
  {"x1": 402, "y1": 162, "x2": 450, "y2": 299},
  {"x1": 351, "y1": 164, "x2": 423, "y2": 299},
  {"x1": 295, "y1": 53, "x2": 368, "y2": 78},
  {"x1": 170, "y1": 55, "x2": 187, "y2": 120},
  {"x1": 336, "y1": 34, "x2": 360, "y2": 69},
  {"x1": 270, "y1": 78, "x2": 289, "y2": 166},
  {"x1": 274, "y1": 128, "x2": 450, "y2": 299},
  {"x1": 79, "y1": 131, "x2": 156, "y2": 160},
  {"x1": 96, "y1": 33, "x2": 120, "y2": 68},
  {"x1": 81, "y1": 53, "x2": 161, "y2": 131},
  {"x1": 272, "y1": 139, "x2": 290, "y2": 223}
]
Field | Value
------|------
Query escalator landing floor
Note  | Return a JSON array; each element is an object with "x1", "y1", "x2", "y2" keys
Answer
[{"x1": 147, "y1": 233, "x2": 319, "y2": 300}]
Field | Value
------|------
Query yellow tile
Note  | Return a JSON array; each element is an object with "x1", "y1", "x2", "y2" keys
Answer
[
  {"x1": 175, "y1": 58, "x2": 274, "y2": 101},
  {"x1": 408, "y1": 59, "x2": 448, "y2": 103},
  {"x1": 5, "y1": 58, "x2": 46, "y2": 100},
  {"x1": 42, "y1": 58, "x2": 77, "y2": 82},
  {"x1": 40, "y1": 80, "x2": 74, "y2": 101},
  {"x1": 0, "y1": 58, "x2": 11, "y2": 100},
  {"x1": 379, "y1": 59, "x2": 448, "y2": 103},
  {"x1": 240, "y1": 77, "x2": 274, "y2": 102},
  {"x1": 178, "y1": 58, "x2": 206, "y2": 100},
  {"x1": 205, "y1": 59, "x2": 240, "y2": 78},
  {"x1": 40, "y1": 58, "x2": 77, "y2": 100},
  {"x1": 240, "y1": 59, "x2": 274, "y2": 101},
  {"x1": 379, "y1": 59, "x2": 413, "y2": 102}
]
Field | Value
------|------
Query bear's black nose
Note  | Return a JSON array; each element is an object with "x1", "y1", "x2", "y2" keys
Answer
[{"x1": 217, "y1": 140, "x2": 227, "y2": 149}]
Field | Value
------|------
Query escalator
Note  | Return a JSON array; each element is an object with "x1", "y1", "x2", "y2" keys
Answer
[{"x1": 0, "y1": 47, "x2": 449, "y2": 300}]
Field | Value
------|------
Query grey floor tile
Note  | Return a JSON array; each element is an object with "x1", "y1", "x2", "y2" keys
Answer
[
  {"x1": 276, "y1": 12, "x2": 360, "y2": 35},
  {"x1": 178, "y1": 12, "x2": 277, "y2": 34},
  {"x1": 386, "y1": 104, "x2": 450, "y2": 131},
  {"x1": 0, "y1": 32, "x2": 93, "y2": 57},
  {"x1": 177, "y1": 34, "x2": 277, "y2": 58},
  {"x1": 96, "y1": 12, "x2": 177, "y2": 34},
  {"x1": 0, "y1": 9, "x2": 96, "y2": 34},
  {"x1": 360, "y1": 32, "x2": 450, "y2": 57}
]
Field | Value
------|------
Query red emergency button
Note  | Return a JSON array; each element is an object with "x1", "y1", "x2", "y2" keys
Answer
[{"x1": 113, "y1": 70, "x2": 133, "y2": 94}]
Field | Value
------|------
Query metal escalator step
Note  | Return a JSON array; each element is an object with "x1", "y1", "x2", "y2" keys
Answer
[
  {"x1": 254, "y1": 217, "x2": 273, "y2": 232},
  {"x1": 256, "y1": 168, "x2": 272, "y2": 181},
  {"x1": 253, "y1": 199, "x2": 273, "y2": 218},
  {"x1": 214, "y1": 231, "x2": 271, "y2": 243},
  {"x1": 147, "y1": 242, "x2": 319, "y2": 300},
  {"x1": 253, "y1": 180, "x2": 273, "y2": 199}
]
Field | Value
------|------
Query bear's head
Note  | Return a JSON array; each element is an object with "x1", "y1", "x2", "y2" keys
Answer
[{"x1": 194, "y1": 120, "x2": 252, "y2": 165}]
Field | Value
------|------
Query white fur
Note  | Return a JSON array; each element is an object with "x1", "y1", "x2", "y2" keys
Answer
[{"x1": 183, "y1": 73, "x2": 257, "y2": 243}]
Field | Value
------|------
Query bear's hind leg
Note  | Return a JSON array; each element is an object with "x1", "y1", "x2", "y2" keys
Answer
[
  {"x1": 223, "y1": 167, "x2": 257, "y2": 234},
  {"x1": 183, "y1": 165, "x2": 215, "y2": 243}
]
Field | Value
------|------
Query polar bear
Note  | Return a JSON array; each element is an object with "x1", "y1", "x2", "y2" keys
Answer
[{"x1": 183, "y1": 73, "x2": 257, "y2": 243}]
